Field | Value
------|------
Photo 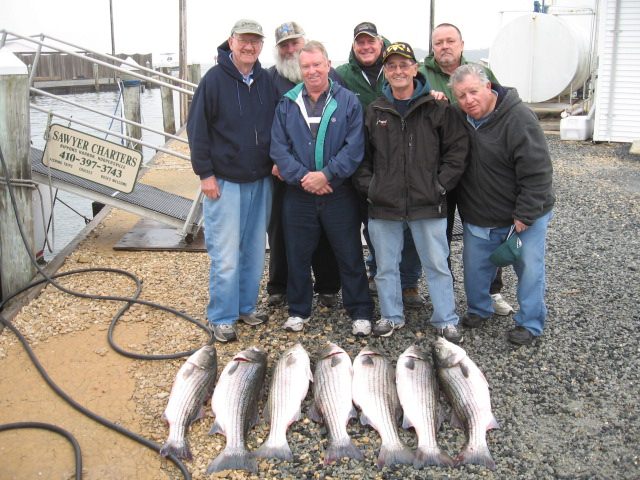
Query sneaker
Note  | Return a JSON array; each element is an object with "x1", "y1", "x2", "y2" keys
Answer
[
  {"x1": 238, "y1": 312, "x2": 268, "y2": 326},
  {"x1": 461, "y1": 313, "x2": 489, "y2": 329},
  {"x1": 437, "y1": 324, "x2": 463, "y2": 344},
  {"x1": 317, "y1": 293, "x2": 338, "y2": 308},
  {"x1": 267, "y1": 293, "x2": 286, "y2": 306},
  {"x1": 507, "y1": 326, "x2": 535, "y2": 346},
  {"x1": 352, "y1": 319, "x2": 372, "y2": 337},
  {"x1": 368, "y1": 276, "x2": 378, "y2": 296},
  {"x1": 402, "y1": 287, "x2": 423, "y2": 309},
  {"x1": 491, "y1": 294, "x2": 514, "y2": 316},
  {"x1": 283, "y1": 316, "x2": 310, "y2": 332},
  {"x1": 372, "y1": 318, "x2": 405, "y2": 337},
  {"x1": 212, "y1": 323, "x2": 237, "y2": 343}
]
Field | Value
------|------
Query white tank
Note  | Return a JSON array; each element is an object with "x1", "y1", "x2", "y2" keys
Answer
[{"x1": 488, "y1": 12, "x2": 592, "y2": 103}]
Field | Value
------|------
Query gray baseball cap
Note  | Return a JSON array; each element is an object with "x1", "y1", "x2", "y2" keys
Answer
[
  {"x1": 275, "y1": 21, "x2": 305, "y2": 46},
  {"x1": 231, "y1": 19, "x2": 265, "y2": 37}
]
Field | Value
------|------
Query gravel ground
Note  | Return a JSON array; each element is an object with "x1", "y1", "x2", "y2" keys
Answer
[{"x1": 2, "y1": 135, "x2": 639, "y2": 479}]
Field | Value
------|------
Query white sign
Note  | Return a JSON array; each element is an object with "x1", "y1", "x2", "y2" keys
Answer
[{"x1": 43, "y1": 124, "x2": 143, "y2": 194}]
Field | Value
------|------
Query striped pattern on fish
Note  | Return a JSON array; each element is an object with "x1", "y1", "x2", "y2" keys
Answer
[
  {"x1": 206, "y1": 347, "x2": 267, "y2": 474},
  {"x1": 308, "y1": 342, "x2": 363, "y2": 464},
  {"x1": 353, "y1": 347, "x2": 414, "y2": 468},
  {"x1": 160, "y1": 344, "x2": 217, "y2": 460},
  {"x1": 433, "y1": 337, "x2": 499, "y2": 470},
  {"x1": 255, "y1": 343, "x2": 312, "y2": 461},
  {"x1": 396, "y1": 344, "x2": 453, "y2": 468}
]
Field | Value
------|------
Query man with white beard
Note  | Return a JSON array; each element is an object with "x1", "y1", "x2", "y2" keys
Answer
[{"x1": 266, "y1": 21, "x2": 343, "y2": 310}]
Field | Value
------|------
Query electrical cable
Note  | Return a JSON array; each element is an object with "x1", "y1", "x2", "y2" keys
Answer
[{"x1": 0, "y1": 142, "x2": 212, "y2": 478}]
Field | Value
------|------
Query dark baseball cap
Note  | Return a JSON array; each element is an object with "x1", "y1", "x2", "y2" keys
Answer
[
  {"x1": 382, "y1": 42, "x2": 417, "y2": 64},
  {"x1": 353, "y1": 21, "x2": 378, "y2": 39}
]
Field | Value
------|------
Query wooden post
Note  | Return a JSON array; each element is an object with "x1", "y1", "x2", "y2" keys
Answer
[
  {"x1": 187, "y1": 63, "x2": 200, "y2": 115},
  {"x1": 122, "y1": 80, "x2": 143, "y2": 153},
  {"x1": 0, "y1": 50, "x2": 35, "y2": 304},
  {"x1": 160, "y1": 67, "x2": 176, "y2": 142},
  {"x1": 179, "y1": 0, "x2": 188, "y2": 126},
  {"x1": 93, "y1": 63, "x2": 100, "y2": 92}
]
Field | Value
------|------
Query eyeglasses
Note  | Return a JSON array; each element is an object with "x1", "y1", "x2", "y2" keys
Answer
[
  {"x1": 383, "y1": 61, "x2": 416, "y2": 72},
  {"x1": 234, "y1": 36, "x2": 264, "y2": 47}
]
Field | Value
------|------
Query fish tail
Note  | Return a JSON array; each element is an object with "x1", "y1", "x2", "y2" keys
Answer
[
  {"x1": 159, "y1": 439, "x2": 192, "y2": 461},
  {"x1": 254, "y1": 435, "x2": 293, "y2": 461},
  {"x1": 324, "y1": 438, "x2": 364, "y2": 464},
  {"x1": 377, "y1": 444, "x2": 414, "y2": 468},
  {"x1": 413, "y1": 446, "x2": 454, "y2": 468},
  {"x1": 455, "y1": 442, "x2": 496, "y2": 471},
  {"x1": 206, "y1": 447, "x2": 257, "y2": 473}
]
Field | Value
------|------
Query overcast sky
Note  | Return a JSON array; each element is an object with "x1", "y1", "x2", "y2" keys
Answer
[{"x1": 2, "y1": 0, "x2": 535, "y2": 64}]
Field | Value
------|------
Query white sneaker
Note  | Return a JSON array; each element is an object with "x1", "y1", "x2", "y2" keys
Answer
[
  {"x1": 283, "y1": 316, "x2": 310, "y2": 332},
  {"x1": 491, "y1": 294, "x2": 514, "y2": 316},
  {"x1": 352, "y1": 319, "x2": 372, "y2": 336}
]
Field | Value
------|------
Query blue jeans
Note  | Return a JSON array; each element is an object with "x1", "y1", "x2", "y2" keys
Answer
[
  {"x1": 364, "y1": 222, "x2": 422, "y2": 288},
  {"x1": 462, "y1": 210, "x2": 553, "y2": 336},
  {"x1": 203, "y1": 177, "x2": 272, "y2": 325},
  {"x1": 283, "y1": 184, "x2": 373, "y2": 320},
  {"x1": 368, "y1": 218, "x2": 458, "y2": 328}
]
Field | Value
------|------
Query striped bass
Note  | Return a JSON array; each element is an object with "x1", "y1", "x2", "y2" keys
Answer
[
  {"x1": 352, "y1": 346, "x2": 413, "y2": 468},
  {"x1": 255, "y1": 343, "x2": 312, "y2": 461},
  {"x1": 206, "y1": 346, "x2": 267, "y2": 474},
  {"x1": 432, "y1": 337, "x2": 499, "y2": 470},
  {"x1": 160, "y1": 344, "x2": 217, "y2": 460},
  {"x1": 308, "y1": 342, "x2": 363, "y2": 464},
  {"x1": 396, "y1": 344, "x2": 453, "y2": 468}
]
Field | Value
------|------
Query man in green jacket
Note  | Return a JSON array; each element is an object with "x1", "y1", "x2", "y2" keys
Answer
[
  {"x1": 420, "y1": 22, "x2": 513, "y2": 317},
  {"x1": 337, "y1": 21, "x2": 424, "y2": 309}
]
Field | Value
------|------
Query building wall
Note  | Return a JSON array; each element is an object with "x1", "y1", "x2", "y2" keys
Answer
[{"x1": 593, "y1": 0, "x2": 640, "y2": 142}]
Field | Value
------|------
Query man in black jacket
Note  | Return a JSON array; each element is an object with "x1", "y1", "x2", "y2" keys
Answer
[{"x1": 353, "y1": 42, "x2": 468, "y2": 341}]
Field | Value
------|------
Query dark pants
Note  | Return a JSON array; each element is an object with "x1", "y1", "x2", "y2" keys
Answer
[
  {"x1": 267, "y1": 178, "x2": 340, "y2": 295},
  {"x1": 446, "y1": 188, "x2": 503, "y2": 292},
  {"x1": 283, "y1": 184, "x2": 373, "y2": 320}
]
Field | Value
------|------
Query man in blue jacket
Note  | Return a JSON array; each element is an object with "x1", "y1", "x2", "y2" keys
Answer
[
  {"x1": 270, "y1": 40, "x2": 374, "y2": 336},
  {"x1": 187, "y1": 19, "x2": 277, "y2": 343}
]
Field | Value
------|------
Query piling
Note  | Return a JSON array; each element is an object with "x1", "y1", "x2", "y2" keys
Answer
[
  {"x1": 122, "y1": 79, "x2": 142, "y2": 153},
  {"x1": 0, "y1": 50, "x2": 35, "y2": 305},
  {"x1": 160, "y1": 67, "x2": 176, "y2": 142}
]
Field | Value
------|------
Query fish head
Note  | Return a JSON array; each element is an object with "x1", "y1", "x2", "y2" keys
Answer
[
  {"x1": 235, "y1": 346, "x2": 268, "y2": 365},
  {"x1": 283, "y1": 343, "x2": 311, "y2": 367},
  {"x1": 189, "y1": 344, "x2": 218, "y2": 370},
  {"x1": 432, "y1": 337, "x2": 467, "y2": 368},
  {"x1": 397, "y1": 344, "x2": 429, "y2": 371},
  {"x1": 317, "y1": 342, "x2": 351, "y2": 369}
]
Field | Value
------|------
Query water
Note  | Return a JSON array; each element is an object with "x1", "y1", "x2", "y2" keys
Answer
[{"x1": 29, "y1": 87, "x2": 182, "y2": 261}]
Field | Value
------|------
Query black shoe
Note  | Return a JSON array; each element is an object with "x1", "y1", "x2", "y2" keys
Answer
[
  {"x1": 267, "y1": 293, "x2": 286, "y2": 306},
  {"x1": 436, "y1": 325, "x2": 464, "y2": 344},
  {"x1": 507, "y1": 326, "x2": 535, "y2": 346},
  {"x1": 461, "y1": 313, "x2": 488, "y2": 328},
  {"x1": 317, "y1": 293, "x2": 338, "y2": 308}
]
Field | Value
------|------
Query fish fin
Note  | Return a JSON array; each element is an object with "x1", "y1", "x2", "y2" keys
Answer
[
  {"x1": 460, "y1": 362, "x2": 470, "y2": 378},
  {"x1": 361, "y1": 355, "x2": 375, "y2": 366},
  {"x1": 450, "y1": 410, "x2": 464, "y2": 430},
  {"x1": 160, "y1": 439, "x2": 192, "y2": 461},
  {"x1": 487, "y1": 414, "x2": 500, "y2": 430},
  {"x1": 455, "y1": 442, "x2": 496, "y2": 471},
  {"x1": 359, "y1": 412, "x2": 373, "y2": 427},
  {"x1": 401, "y1": 414, "x2": 414, "y2": 430},
  {"x1": 206, "y1": 447, "x2": 257, "y2": 474},
  {"x1": 263, "y1": 397, "x2": 271, "y2": 424},
  {"x1": 208, "y1": 419, "x2": 224, "y2": 436},
  {"x1": 413, "y1": 446, "x2": 454, "y2": 468},
  {"x1": 254, "y1": 436, "x2": 294, "y2": 461},
  {"x1": 348, "y1": 405, "x2": 358, "y2": 422},
  {"x1": 376, "y1": 444, "x2": 414, "y2": 468},
  {"x1": 324, "y1": 438, "x2": 364, "y2": 464},
  {"x1": 308, "y1": 402, "x2": 323, "y2": 423},
  {"x1": 192, "y1": 406, "x2": 207, "y2": 423},
  {"x1": 306, "y1": 364, "x2": 314, "y2": 382},
  {"x1": 403, "y1": 357, "x2": 416, "y2": 370},
  {"x1": 161, "y1": 411, "x2": 168, "y2": 424}
]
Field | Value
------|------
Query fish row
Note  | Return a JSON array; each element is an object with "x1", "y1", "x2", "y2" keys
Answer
[{"x1": 160, "y1": 338, "x2": 499, "y2": 473}]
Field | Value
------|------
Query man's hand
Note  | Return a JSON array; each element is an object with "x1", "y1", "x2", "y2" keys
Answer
[
  {"x1": 201, "y1": 176, "x2": 220, "y2": 199},
  {"x1": 272, "y1": 164, "x2": 284, "y2": 181},
  {"x1": 301, "y1": 171, "x2": 333, "y2": 195},
  {"x1": 430, "y1": 90, "x2": 448, "y2": 101},
  {"x1": 514, "y1": 219, "x2": 528, "y2": 233}
]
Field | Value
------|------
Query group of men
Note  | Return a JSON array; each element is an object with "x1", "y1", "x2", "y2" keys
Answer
[{"x1": 186, "y1": 19, "x2": 555, "y2": 347}]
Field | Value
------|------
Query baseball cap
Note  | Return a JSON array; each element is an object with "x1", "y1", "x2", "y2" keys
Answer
[
  {"x1": 489, "y1": 226, "x2": 523, "y2": 267},
  {"x1": 230, "y1": 19, "x2": 265, "y2": 37},
  {"x1": 353, "y1": 21, "x2": 378, "y2": 39},
  {"x1": 382, "y1": 42, "x2": 417, "y2": 64},
  {"x1": 275, "y1": 21, "x2": 305, "y2": 45}
]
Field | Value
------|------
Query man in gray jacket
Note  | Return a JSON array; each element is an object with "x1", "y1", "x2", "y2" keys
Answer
[{"x1": 450, "y1": 64, "x2": 555, "y2": 346}]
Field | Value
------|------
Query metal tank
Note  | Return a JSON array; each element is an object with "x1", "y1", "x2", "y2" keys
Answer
[{"x1": 488, "y1": 7, "x2": 595, "y2": 103}]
